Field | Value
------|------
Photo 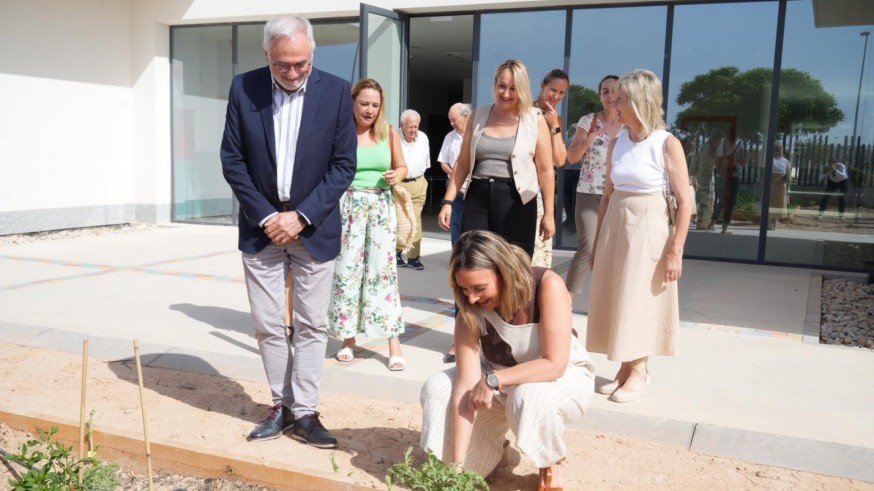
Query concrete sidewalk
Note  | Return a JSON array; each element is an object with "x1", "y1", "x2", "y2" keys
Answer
[{"x1": 1, "y1": 223, "x2": 872, "y2": 483}]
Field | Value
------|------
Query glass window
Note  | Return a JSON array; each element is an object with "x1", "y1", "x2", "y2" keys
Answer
[
  {"x1": 670, "y1": 2, "x2": 780, "y2": 261},
  {"x1": 171, "y1": 21, "x2": 360, "y2": 225},
  {"x1": 560, "y1": 5, "x2": 667, "y2": 248},
  {"x1": 366, "y1": 13, "x2": 404, "y2": 128},
  {"x1": 765, "y1": 0, "x2": 874, "y2": 268},
  {"x1": 476, "y1": 10, "x2": 566, "y2": 108},
  {"x1": 171, "y1": 25, "x2": 235, "y2": 224}
]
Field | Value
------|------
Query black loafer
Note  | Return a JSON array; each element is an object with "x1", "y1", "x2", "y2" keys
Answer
[
  {"x1": 247, "y1": 403, "x2": 293, "y2": 441},
  {"x1": 291, "y1": 412, "x2": 338, "y2": 449}
]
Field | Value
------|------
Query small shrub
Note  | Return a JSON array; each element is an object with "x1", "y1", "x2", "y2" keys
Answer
[
  {"x1": 5, "y1": 426, "x2": 119, "y2": 491},
  {"x1": 386, "y1": 447, "x2": 489, "y2": 491}
]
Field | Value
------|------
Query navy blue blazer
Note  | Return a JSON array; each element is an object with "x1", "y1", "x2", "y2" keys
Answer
[{"x1": 221, "y1": 66, "x2": 357, "y2": 260}]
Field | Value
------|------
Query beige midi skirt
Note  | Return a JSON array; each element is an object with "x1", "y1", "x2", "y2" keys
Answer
[{"x1": 586, "y1": 191, "x2": 679, "y2": 361}]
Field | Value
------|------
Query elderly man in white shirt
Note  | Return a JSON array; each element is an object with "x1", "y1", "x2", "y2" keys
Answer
[
  {"x1": 437, "y1": 103, "x2": 471, "y2": 245},
  {"x1": 397, "y1": 109, "x2": 431, "y2": 270}
]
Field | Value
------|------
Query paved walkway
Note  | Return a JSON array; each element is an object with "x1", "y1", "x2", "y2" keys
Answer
[{"x1": 1, "y1": 224, "x2": 872, "y2": 482}]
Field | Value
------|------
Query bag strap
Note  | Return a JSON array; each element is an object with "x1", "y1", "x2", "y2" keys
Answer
[
  {"x1": 662, "y1": 135, "x2": 672, "y2": 198},
  {"x1": 588, "y1": 112, "x2": 600, "y2": 136}
]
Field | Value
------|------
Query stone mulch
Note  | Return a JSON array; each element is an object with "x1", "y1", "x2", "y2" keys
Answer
[{"x1": 821, "y1": 278, "x2": 874, "y2": 349}]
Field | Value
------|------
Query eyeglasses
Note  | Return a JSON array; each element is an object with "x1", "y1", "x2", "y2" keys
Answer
[{"x1": 271, "y1": 60, "x2": 312, "y2": 74}]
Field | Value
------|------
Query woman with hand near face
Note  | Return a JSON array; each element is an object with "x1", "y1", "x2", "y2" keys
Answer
[
  {"x1": 532, "y1": 69, "x2": 570, "y2": 268},
  {"x1": 328, "y1": 78, "x2": 408, "y2": 372},
  {"x1": 437, "y1": 59, "x2": 554, "y2": 258},
  {"x1": 420, "y1": 230, "x2": 595, "y2": 490},
  {"x1": 587, "y1": 69, "x2": 690, "y2": 403},
  {"x1": 564, "y1": 75, "x2": 621, "y2": 299}
]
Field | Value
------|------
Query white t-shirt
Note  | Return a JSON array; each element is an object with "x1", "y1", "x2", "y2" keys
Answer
[
  {"x1": 437, "y1": 130, "x2": 463, "y2": 168},
  {"x1": 773, "y1": 157, "x2": 789, "y2": 175}
]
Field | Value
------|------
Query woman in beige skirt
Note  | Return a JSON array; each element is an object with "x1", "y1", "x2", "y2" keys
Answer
[{"x1": 587, "y1": 69, "x2": 692, "y2": 403}]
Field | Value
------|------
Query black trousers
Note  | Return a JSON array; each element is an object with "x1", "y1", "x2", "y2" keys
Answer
[
  {"x1": 713, "y1": 176, "x2": 741, "y2": 224},
  {"x1": 462, "y1": 178, "x2": 537, "y2": 257},
  {"x1": 818, "y1": 179, "x2": 848, "y2": 214}
]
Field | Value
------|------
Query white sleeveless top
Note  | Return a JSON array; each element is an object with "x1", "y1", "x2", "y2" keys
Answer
[
  {"x1": 611, "y1": 128, "x2": 671, "y2": 194},
  {"x1": 477, "y1": 310, "x2": 596, "y2": 371}
]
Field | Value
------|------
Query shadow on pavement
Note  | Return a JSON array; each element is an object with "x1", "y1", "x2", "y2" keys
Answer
[
  {"x1": 170, "y1": 303, "x2": 252, "y2": 336},
  {"x1": 106, "y1": 353, "x2": 263, "y2": 425}
]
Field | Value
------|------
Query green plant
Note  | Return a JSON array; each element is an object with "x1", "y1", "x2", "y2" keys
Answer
[
  {"x1": 386, "y1": 447, "x2": 489, "y2": 491},
  {"x1": 848, "y1": 167, "x2": 865, "y2": 188},
  {"x1": 5, "y1": 426, "x2": 119, "y2": 491}
]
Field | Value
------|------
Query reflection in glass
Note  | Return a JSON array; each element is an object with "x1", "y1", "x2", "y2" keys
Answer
[
  {"x1": 671, "y1": 2, "x2": 778, "y2": 261},
  {"x1": 171, "y1": 21, "x2": 361, "y2": 225},
  {"x1": 366, "y1": 13, "x2": 403, "y2": 128},
  {"x1": 171, "y1": 25, "x2": 235, "y2": 224},
  {"x1": 476, "y1": 10, "x2": 565, "y2": 108},
  {"x1": 562, "y1": 6, "x2": 667, "y2": 248},
  {"x1": 766, "y1": 0, "x2": 874, "y2": 268}
]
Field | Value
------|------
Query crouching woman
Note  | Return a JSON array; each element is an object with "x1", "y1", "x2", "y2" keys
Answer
[{"x1": 420, "y1": 230, "x2": 595, "y2": 490}]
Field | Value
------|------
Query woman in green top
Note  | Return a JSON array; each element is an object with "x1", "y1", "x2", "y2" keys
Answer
[{"x1": 328, "y1": 78, "x2": 409, "y2": 371}]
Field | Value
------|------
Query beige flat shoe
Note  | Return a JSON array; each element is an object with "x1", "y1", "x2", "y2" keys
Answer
[
  {"x1": 596, "y1": 380, "x2": 620, "y2": 395},
  {"x1": 609, "y1": 374, "x2": 651, "y2": 403}
]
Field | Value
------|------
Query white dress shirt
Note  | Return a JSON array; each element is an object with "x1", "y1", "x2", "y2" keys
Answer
[
  {"x1": 437, "y1": 130, "x2": 463, "y2": 168},
  {"x1": 273, "y1": 77, "x2": 308, "y2": 201},
  {"x1": 399, "y1": 129, "x2": 430, "y2": 179},
  {"x1": 258, "y1": 76, "x2": 309, "y2": 227}
]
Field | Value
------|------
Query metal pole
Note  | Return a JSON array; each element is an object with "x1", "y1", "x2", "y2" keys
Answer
[{"x1": 851, "y1": 31, "x2": 869, "y2": 224}]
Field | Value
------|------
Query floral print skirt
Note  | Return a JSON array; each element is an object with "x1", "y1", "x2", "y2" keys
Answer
[{"x1": 328, "y1": 187, "x2": 404, "y2": 340}]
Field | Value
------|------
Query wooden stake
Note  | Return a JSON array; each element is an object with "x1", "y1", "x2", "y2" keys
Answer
[
  {"x1": 133, "y1": 339, "x2": 154, "y2": 491},
  {"x1": 78, "y1": 339, "x2": 89, "y2": 487}
]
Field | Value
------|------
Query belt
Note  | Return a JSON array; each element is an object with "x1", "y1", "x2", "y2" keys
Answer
[
  {"x1": 470, "y1": 177, "x2": 514, "y2": 184},
  {"x1": 279, "y1": 201, "x2": 291, "y2": 211},
  {"x1": 402, "y1": 175, "x2": 423, "y2": 183}
]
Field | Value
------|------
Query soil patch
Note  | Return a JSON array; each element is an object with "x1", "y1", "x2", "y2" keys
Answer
[
  {"x1": 821, "y1": 278, "x2": 874, "y2": 349},
  {"x1": 1, "y1": 343, "x2": 872, "y2": 490}
]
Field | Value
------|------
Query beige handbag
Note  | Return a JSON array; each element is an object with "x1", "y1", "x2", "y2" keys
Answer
[{"x1": 392, "y1": 185, "x2": 417, "y2": 253}]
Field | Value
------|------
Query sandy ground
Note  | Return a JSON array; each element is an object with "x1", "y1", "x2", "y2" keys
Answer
[{"x1": 1, "y1": 343, "x2": 872, "y2": 490}]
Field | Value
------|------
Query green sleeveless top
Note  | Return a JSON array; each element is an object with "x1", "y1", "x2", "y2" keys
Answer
[{"x1": 352, "y1": 137, "x2": 391, "y2": 188}]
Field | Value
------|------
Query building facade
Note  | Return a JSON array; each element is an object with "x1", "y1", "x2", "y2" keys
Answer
[{"x1": 1, "y1": 0, "x2": 872, "y2": 271}]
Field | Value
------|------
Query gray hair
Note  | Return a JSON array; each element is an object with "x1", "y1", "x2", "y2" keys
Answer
[
  {"x1": 450, "y1": 102, "x2": 471, "y2": 118},
  {"x1": 400, "y1": 109, "x2": 421, "y2": 125},
  {"x1": 263, "y1": 15, "x2": 316, "y2": 52}
]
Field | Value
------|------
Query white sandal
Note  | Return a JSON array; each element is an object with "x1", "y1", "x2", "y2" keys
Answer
[
  {"x1": 388, "y1": 356, "x2": 406, "y2": 371},
  {"x1": 335, "y1": 346, "x2": 354, "y2": 362}
]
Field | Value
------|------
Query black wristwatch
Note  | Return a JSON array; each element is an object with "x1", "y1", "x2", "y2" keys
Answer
[
  {"x1": 485, "y1": 370, "x2": 500, "y2": 390},
  {"x1": 550, "y1": 126, "x2": 562, "y2": 135}
]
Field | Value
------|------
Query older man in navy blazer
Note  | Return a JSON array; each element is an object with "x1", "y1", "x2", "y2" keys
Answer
[{"x1": 221, "y1": 14, "x2": 356, "y2": 448}]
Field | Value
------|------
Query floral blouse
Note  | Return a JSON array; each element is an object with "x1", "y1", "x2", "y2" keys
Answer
[{"x1": 575, "y1": 113, "x2": 614, "y2": 195}]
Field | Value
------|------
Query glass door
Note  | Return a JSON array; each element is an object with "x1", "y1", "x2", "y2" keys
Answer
[{"x1": 360, "y1": 3, "x2": 408, "y2": 127}]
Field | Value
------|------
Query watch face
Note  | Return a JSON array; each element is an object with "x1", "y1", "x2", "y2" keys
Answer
[
  {"x1": 487, "y1": 373, "x2": 500, "y2": 389},
  {"x1": 553, "y1": 126, "x2": 561, "y2": 134}
]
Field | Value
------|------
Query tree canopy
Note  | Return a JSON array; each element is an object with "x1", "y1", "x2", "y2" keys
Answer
[
  {"x1": 674, "y1": 66, "x2": 844, "y2": 141},
  {"x1": 567, "y1": 84, "x2": 600, "y2": 129}
]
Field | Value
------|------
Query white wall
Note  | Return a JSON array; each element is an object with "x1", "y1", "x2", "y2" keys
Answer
[{"x1": 0, "y1": 0, "x2": 134, "y2": 233}]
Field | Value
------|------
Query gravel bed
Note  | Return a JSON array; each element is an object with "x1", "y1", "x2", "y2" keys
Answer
[{"x1": 821, "y1": 278, "x2": 874, "y2": 349}]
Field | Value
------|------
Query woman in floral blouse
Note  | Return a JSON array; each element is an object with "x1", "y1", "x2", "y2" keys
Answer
[
  {"x1": 328, "y1": 78, "x2": 408, "y2": 371},
  {"x1": 564, "y1": 75, "x2": 621, "y2": 300}
]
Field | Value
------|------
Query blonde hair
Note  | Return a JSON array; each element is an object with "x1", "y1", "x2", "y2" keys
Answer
[
  {"x1": 494, "y1": 59, "x2": 533, "y2": 113},
  {"x1": 616, "y1": 69, "x2": 665, "y2": 138},
  {"x1": 352, "y1": 78, "x2": 388, "y2": 141},
  {"x1": 448, "y1": 231, "x2": 533, "y2": 334}
]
